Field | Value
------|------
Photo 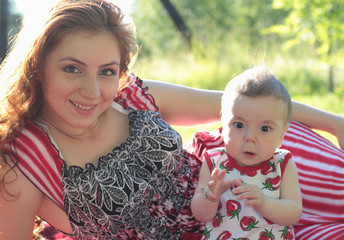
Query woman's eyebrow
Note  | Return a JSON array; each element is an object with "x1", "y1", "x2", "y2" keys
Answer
[
  {"x1": 101, "y1": 61, "x2": 120, "y2": 67},
  {"x1": 59, "y1": 57, "x2": 120, "y2": 67},
  {"x1": 59, "y1": 57, "x2": 86, "y2": 66}
]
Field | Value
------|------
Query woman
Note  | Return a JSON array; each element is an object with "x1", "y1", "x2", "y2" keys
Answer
[{"x1": 0, "y1": 0, "x2": 343, "y2": 239}]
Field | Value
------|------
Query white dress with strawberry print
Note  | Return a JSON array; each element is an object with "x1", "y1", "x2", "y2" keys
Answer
[{"x1": 202, "y1": 147, "x2": 295, "y2": 240}]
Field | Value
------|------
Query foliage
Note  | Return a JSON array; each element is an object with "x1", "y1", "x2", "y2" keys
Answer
[
  {"x1": 131, "y1": 0, "x2": 288, "y2": 59},
  {"x1": 129, "y1": 0, "x2": 344, "y2": 145},
  {"x1": 173, "y1": 93, "x2": 344, "y2": 146},
  {"x1": 267, "y1": 0, "x2": 344, "y2": 64},
  {"x1": 130, "y1": 0, "x2": 343, "y2": 94},
  {"x1": 265, "y1": 0, "x2": 344, "y2": 91}
]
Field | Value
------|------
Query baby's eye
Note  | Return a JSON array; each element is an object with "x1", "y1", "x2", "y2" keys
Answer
[
  {"x1": 233, "y1": 122, "x2": 245, "y2": 129},
  {"x1": 63, "y1": 65, "x2": 81, "y2": 74},
  {"x1": 100, "y1": 69, "x2": 115, "y2": 76},
  {"x1": 260, "y1": 126, "x2": 271, "y2": 132}
]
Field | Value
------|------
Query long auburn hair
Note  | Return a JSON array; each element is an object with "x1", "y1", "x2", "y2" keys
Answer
[
  {"x1": 1, "y1": 1, "x2": 136, "y2": 237},
  {"x1": 0, "y1": 0, "x2": 136, "y2": 147}
]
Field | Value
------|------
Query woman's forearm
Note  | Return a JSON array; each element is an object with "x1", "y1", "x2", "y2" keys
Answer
[
  {"x1": 143, "y1": 79, "x2": 222, "y2": 125},
  {"x1": 292, "y1": 100, "x2": 344, "y2": 147}
]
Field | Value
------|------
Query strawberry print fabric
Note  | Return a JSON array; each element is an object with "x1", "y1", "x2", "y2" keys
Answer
[{"x1": 201, "y1": 147, "x2": 295, "y2": 240}]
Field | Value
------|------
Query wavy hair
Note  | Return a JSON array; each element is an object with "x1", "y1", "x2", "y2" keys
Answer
[{"x1": 0, "y1": 0, "x2": 136, "y2": 147}]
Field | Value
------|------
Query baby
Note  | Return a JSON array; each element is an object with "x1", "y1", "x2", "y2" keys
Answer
[{"x1": 191, "y1": 66, "x2": 302, "y2": 240}]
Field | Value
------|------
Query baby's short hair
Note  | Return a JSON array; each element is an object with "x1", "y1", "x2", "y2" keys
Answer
[{"x1": 221, "y1": 65, "x2": 292, "y2": 123}]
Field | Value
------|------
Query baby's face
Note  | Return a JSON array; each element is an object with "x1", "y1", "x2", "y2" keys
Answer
[{"x1": 221, "y1": 95, "x2": 288, "y2": 167}]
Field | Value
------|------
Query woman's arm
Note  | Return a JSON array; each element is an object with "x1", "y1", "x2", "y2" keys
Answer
[
  {"x1": 0, "y1": 157, "x2": 43, "y2": 240},
  {"x1": 292, "y1": 100, "x2": 344, "y2": 148},
  {"x1": 143, "y1": 79, "x2": 344, "y2": 147},
  {"x1": 142, "y1": 79, "x2": 222, "y2": 125},
  {"x1": 191, "y1": 159, "x2": 238, "y2": 222}
]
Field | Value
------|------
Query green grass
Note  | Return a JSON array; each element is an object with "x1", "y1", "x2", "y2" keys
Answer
[
  {"x1": 132, "y1": 53, "x2": 344, "y2": 148},
  {"x1": 172, "y1": 94, "x2": 342, "y2": 147}
]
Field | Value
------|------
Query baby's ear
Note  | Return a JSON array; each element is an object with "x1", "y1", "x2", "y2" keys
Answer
[{"x1": 278, "y1": 124, "x2": 289, "y2": 148}]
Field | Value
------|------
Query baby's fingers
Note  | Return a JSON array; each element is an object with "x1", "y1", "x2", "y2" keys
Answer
[
  {"x1": 211, "y1": 168, "x2": 226, "y2": 182},
  {"x1": 235, "y1": 178, "x2": 244, "y2": 187},
  {"x1": 232, "y1": 184, "x2": 258, "y2": 195},
  {"x1": 223, "y1": 179, "x2": 239, "y2": 192},
  {"x1": 243, "y1": 199, "x2": 262, "y2": 208},
  {"x1": 236, "y1": 190, "x2": 258, "y2": 200}
]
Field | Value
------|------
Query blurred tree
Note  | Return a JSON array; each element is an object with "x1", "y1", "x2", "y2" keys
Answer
[
  {"x1": 131, "y1": 0, "x2": 287, "y2": 59},
  {"x1": 159, "y1": 0, "x2": 192, "y2": 49},
  {"x1": 267, "y1": 0, "x2": 344, "y2": 92},
  {"x1": 0, "y1": 0, "x2": 9, "y2": 62}
]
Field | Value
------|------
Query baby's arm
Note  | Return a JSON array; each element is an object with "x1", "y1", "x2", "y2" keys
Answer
[
  {"x1": 233, "y1": 160, "x2": 302, "y2": 226},
  {"x1": 191, "y1": 160, "x2": 238, "y2": 222}
]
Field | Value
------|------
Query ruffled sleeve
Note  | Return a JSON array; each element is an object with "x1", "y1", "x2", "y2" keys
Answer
[{"x1": 115, "y1": 74, "x2": 159, "y2": 111}]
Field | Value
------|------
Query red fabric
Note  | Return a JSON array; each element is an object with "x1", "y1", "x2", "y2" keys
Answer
[
  {"x1": 190, "y1": 121, "x2": 344, "y2": 239},
  {"x1": 4, "y1": 122, "x2": 64, "y2": 209},
  {"x1": 115, "y1": 75, "x2": 158, "y2": 112},
  {"x1": 14, "y1": 75, "x2": 343, "y2": 239}
]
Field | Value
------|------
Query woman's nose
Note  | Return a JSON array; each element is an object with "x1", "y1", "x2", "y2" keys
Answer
[{"x1": 81, "y1": 76, "x2": 101, "y2": 98}]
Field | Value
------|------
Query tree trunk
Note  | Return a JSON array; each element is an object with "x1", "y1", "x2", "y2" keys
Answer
[
  {"x1": 159, "y1": 0, "x2": 192, "y2": 49},
  {"x1": 0, "y1": 0, "x2": 8, "y2": 63}
]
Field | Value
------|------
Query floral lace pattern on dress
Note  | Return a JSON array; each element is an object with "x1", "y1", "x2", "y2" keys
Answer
[{"x1": 62, "y1": 110, "x2": 197, "y2": 239}]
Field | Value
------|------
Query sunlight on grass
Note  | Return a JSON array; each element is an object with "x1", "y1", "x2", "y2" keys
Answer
[
  {"x1": 133, "y1": 51, "x2": 344, "y2": 149},
  {"x1": 172, "y1": 93, "x2": 344, "y2": 148},
  {"x1": 173, "y1": 123, "x2": 340, "y2": 148},
  {"x1": 313, "y1": 130, "x2": 339, "y2": 147},
  {"x1": 172, "y1": 122, "x2": 222, "y2": 144}
]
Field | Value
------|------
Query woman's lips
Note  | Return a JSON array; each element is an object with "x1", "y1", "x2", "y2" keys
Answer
[{"x1": 70, "y1": 100, "x2": 96, "y2": 111}]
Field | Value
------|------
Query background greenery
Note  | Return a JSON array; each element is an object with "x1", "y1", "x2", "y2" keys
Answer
[{"x1": 128, "y1": 0, "x2": 344, "y2": 145}]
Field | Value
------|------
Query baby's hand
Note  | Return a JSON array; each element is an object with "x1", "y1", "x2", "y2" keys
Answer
[
  {"x1": 206, "y1": 168, "x2": 238, "y2": 202},
  {"x1": 232, "y1": 184, "x2": 265, "y2": 211}
]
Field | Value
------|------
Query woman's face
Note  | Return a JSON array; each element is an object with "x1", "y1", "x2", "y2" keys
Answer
[{"x1": 40, "y1": 30, "x2": 121, "y2": 132}]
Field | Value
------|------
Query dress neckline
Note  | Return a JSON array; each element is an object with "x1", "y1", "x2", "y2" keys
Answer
[{"x1": 33, "y1": 102, "x2": 135, "y2": 170}]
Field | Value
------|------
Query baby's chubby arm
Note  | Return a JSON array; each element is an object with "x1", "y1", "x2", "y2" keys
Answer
[
  {"x1": 232, "y1": 160, "x2": 302, "y2": 226},
  {"x1": 191, "y1": 160, "x2": 240, "y2": 222}
]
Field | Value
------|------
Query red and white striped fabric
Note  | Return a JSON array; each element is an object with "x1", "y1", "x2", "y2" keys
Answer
[
  {"x1": 115, "y1": 76, "x2": 159, "y2": 112},
  {"x1": 3, "y1": 122, "x2": 64, "y2": 209},
  {"x1": 5, "y1": 75, "x2": 344, "y2": 239},
  {"x1": 190, "y1": 121, "x2": 344, "y2": 240},
  {"x1": 3, "y1": 75, "x2": 159, "y2": 212},
  {"x1": 282, "y1": 121, "x2": 344, "y2": 240}
]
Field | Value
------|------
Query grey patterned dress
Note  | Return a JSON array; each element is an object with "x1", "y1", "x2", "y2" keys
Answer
[{"x1": 62, "y1": 110, "x2": 204, "y2": 239}]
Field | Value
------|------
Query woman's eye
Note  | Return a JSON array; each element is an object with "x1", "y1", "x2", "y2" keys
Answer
[
  {"x1": 260, "y1": 126, "x2": 271, "y2": 132},
  {"x1": 100, "y1": 69, "x2": 115, "y2": 76},
  {"x1": 233, "y1": 122, "x2": 245, "y2": 129},
  {"x1": 63, "y1": 65, "x2": 81, "y2": 74}
]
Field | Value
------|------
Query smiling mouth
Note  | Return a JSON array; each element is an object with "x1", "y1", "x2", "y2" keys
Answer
[{"x1": 70, "y1": 100, "x2": 95, "y2": 110}]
